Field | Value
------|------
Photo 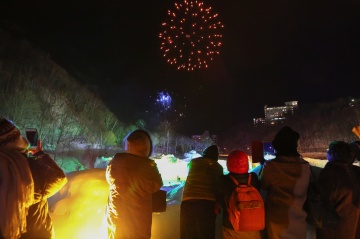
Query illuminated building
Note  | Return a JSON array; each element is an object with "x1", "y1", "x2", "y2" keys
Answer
[
  {"x1": 192, "y1": 130, "x2": 217, "y2": 150},
  {"x1": 253, "y1": 101, "x2": 298, "y2": 126},
  {"x1": 349, "y1": 98, "x2": 359, "y2": 107}
]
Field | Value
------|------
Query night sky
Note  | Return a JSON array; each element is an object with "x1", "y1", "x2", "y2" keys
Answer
[{"x1": 1, "y1": 0, "x2": 359, "y2": 136}]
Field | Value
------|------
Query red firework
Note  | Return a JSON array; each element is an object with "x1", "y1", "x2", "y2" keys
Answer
[{"x1": 159, "y1": 0, "x2": 224, "y2": 71}]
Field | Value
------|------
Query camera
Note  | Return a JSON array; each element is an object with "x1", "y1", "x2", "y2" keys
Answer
[
  {"x1": 251, "y1": 140, "x2": 276, "y2": 164},
  {"x1": 25, "y1": 128, "x2": 38, "y2": 150}
]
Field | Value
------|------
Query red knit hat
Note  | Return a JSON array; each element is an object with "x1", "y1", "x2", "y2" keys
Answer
[{"x1": 226, "y1": 150, "x2": 249, "y2": 174}]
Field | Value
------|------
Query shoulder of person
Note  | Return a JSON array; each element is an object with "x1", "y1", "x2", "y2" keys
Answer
[
  {"x1": 110, "y1": 152, "x2": 134, "y2": 162},
  {"x1": 263, "y1": 160, "x2": 275, "y2": 167},
  {"x1": 112, "y1": 152, "x2": 125, "y2": 159},
  {"x1": 192, "y1": 156, "x2": 204, "y2": 161},
  {"x1": 32, "y1": 150, "x2": 45, "y2": 158},
  {"x1": 249, "y1": 172, "x2": 259, "y2": 179},
  {"x1": 189, "y1": 156, "x2": 206, "y2": 164},
  {"x1": 32, "y1": 151, "x2": 54, "y2": 162},
  {"x1": 299, "y1": 157, "x2": 310, "y2": 164},
  {"x1": 107, "y1": 153, "x2": 127, "y2": 167},
  {"x1": 148, "y1": 158, "x2": 158, "y2": 167}
]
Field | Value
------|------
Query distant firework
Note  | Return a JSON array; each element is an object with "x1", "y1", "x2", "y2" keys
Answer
[
  {"x1": 156, "y1": 91, "x2": 172, "y2": 112},
  {"x1": 159, "y1": 0, "x2": 224, "y2": 71}
]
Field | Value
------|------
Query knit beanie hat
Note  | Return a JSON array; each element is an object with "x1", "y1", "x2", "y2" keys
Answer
[
  {"x1": 226, "y1": 150, "x2": 249, "y2": 174},
  {"x1": 0, "y1": 118, "x2": 16, "y2": 136},
  {"x1": 327, "y1": 141, "x2": 354, "y2": 164},
  {"x1": 272, "y1": 126, "x2": 300, "y2": 156},
  {"x1": 124, "y1": 129, "x2": 153, "y2": 157},
  {"x1": 0, "y1": 118, "x2": 20, "y2": 148},
  {"x1": 202, "y1": 145, "x2": 219, "y2": 161}
]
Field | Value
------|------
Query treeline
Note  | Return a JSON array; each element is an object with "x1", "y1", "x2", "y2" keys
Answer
[
  {"x1": 287, "y1": 99, "x2": 360, "y2": 153},
  {"x1": 0, "y1": 29, "x2": 212, "y2": 161},
  {"x1": 222, "y1": 98, "x2": 360, "y2": 156}
]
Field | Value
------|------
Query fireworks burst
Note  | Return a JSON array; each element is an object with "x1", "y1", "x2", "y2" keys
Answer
[
  {"x1": 159, "y1": 0, "x2": 224, "y2": 71},
  {"x1": 156, "y1": 91, "x2": 172, "y2": 112}
]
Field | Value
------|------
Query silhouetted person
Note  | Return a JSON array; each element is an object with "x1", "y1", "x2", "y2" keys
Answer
[
  {"x1": 261, "y1": 126, "x2": 310, "y2": 239},
  {"x1": 180, "y1": 145, "x2": 223, "y2": 239},
  {"x1": 316, "y1": 141, "x2": 360, "y2": 239},
  {"x1": 350, "y1": 141, "x2": 360, "y2": 182},
  {"x1": 106, "y1": 129, "x2": 163, "y2": 239},
  {"x1": 0, "y1": 149, "x2": 34, "y2": 239},
  {"x1": 217, "y1": 150, "x2": 261, "y2": 239},
  {"x1": 0, "y1": 118, "x2": 67, "y2": 239}
]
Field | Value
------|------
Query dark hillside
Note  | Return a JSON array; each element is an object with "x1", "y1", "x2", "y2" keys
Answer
[{"x1": 0, "y1": 28, "x2": 128, "y2": 159}]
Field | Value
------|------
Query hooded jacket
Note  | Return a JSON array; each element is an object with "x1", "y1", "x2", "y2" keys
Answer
[
  {"x1": 106, "y1": 153, "x2": 163, "y2": 239},
  {"x1": 182, "y1": 157, "x2": 223, "y2": 201},
  {"x1": 0, "y1": 119, "x2": 67, "y2": 239},
  {"x1": 317, "y1": 162, "x2": 360, "y2": 239},
  {"x1": 20, "y1": 151, "x2": 67, "y2": 239},
  {"x1": 261, "y1": 155, "x2": 310, "y2": 239},
  {"x1": 0, "y1": 149, "x2": 34, "y2": 239}
]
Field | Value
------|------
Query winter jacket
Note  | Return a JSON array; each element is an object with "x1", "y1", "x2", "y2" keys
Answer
[
  {"x1": 316, "y1": 162, "x2": 360, "y2": 239},
  {"x1": 182, "y1": 157, "x2": 223, "y2": 201},
  {"x1": 217, "y1": 172, "x2": 261, "y2": 239},
  {"x1": 0, "y1": 149, "x2": 34, "y2": 239},
  {"x1": 20, "y1": 152, "x2": 67, "y2": 239},
  {"x1": 352, "y1": 164, "x2": 360, "y2": 185},
  {"x1": 106, "y1": 153, "x2": 163, "y2": 239},
  {"x1": 261, "y1": 155, "x2": 310, "y2": 239}
]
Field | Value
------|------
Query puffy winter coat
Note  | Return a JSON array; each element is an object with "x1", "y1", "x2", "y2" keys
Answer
[
  {"x1": 261, "y1": 156, "x2": 310, "y2": 239},
  {"x1": 316, "y1": 162, "x2": 360, "y2": 239},
  {"x1": 182, "y1": 157, "x2": 223, "y2": 201},
  {"x1": 106, "y1": 153, "x2": 163, "y2": 239},
  {"x1": 0, "y1": 149, "x2": 34, "y2": 239},
  {"x1": 20, "y1": 152, "x2": 67, "y2": 239}
]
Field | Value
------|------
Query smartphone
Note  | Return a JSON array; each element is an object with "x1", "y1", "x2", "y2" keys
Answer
[
  {"x1": 251, "y1": 140, "x2": 276, "y2": 164},
  {"x1": 262, "y1": 141, "x2": 276, "y2": 161},
  {"x1": 25, "y1": 128, "x2": 38, "y2": 149}
]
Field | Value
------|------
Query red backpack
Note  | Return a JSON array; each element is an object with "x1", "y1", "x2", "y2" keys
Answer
[{"x1": 226, "y1": 174, "x2": 265, "y2": 231}]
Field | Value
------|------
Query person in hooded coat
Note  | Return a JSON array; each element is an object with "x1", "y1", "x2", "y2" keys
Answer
[
  {"x1": 0, "y1": 149, "x2": 34, "y2": 239},
  {"x1": 0, "y1": 118, "x2": 67, "y2": 239},
  {"x1": 316, "y1": 141, "x2": 360, "y2": 239},
  {"x1": 106, "y1": 129, "x2": 163, "y2": 239},
  {"x1": 180, "y1": 145, "x2": 223, "y2": 239},
  {"x1": 261, "y1": 126, "x2": 310, "y2": 239},
  {"x1": 217, "y1": 150, "x2": 261, "y2": 239}
]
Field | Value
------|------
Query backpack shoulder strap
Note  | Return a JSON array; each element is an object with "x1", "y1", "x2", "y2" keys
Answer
[
  {"x1": 225, "y1": 175, "x2": 238, "y2": 210},
  {"x1": 229, "y1": 174, "x2": 239, "y2": 186},
  {"x1": 247, "y1": 173, "x2": 252, "y2": 186},
  {"x1": 229, "y1": 174, "x2": 252, "y2": 186}
]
